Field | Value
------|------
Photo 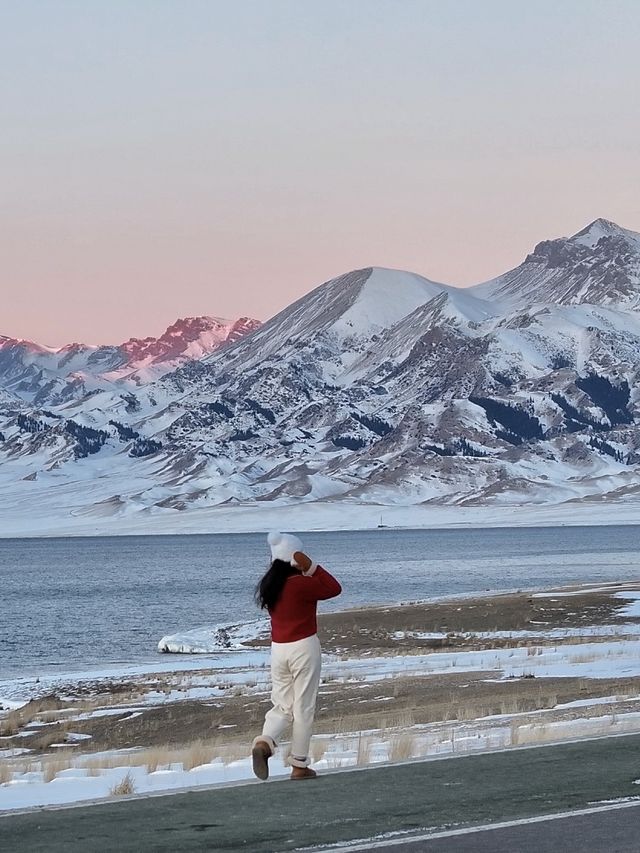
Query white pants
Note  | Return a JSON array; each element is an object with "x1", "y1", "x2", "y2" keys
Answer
[{"x1": 254, "y1": 634, "x2": 322, "y2": 768}]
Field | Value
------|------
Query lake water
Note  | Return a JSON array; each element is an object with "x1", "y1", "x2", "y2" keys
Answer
[{"x1": 2, "y1": 525, "x2": 639, "y2": 679}]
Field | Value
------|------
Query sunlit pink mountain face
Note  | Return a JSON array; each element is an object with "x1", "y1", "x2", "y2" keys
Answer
[{"x1": 0, "y1": 315, "x2": 262, "y2": 403}]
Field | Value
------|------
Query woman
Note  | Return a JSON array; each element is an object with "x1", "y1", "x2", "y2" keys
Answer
[{"x1": 251, "y1": 531, "x2": 342, "y2": 780}]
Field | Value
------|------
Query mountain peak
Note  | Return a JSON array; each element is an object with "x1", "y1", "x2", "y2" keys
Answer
[
  {"x1": 471, "y1": 218, "x2": 640, "y2": 308},
  {"x1": 198, "y1": 267, "x2": 448, "y2": 375},
  {"x1": 570, "y1": 218, "x2": 638, "y2": 248},
  {"x1": 576, "y1": 217, "x2": 622, "y2": 234},
  {"x1": 119, "y1": 315, "x2": 262, "y2": 368}
]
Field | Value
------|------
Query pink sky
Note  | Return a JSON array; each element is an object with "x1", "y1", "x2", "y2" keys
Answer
[{"x1": 3, "y1": 2, "x2": 640, "y2": 346}]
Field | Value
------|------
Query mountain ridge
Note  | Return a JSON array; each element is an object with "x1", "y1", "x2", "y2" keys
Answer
[
  {"x1": 471, "y1": 218, "x2": 640, "y2": 308},
  {"x1": 0, "y1": 218, "x2": 639, "y2": 534},
  {"x1": 0, "y1": 314, "x2": 262, "y2": 406}
]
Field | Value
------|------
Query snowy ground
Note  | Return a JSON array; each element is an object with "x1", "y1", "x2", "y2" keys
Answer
[
  {"x1": 3, "y1": 708, "x2": 640, "y2": 813},
  {"x1": 2, "y1": 589, "x2": 640, "y2": 812},
  {"x1": 1, "y1": 492, "x2": 640, "y2": 539}
]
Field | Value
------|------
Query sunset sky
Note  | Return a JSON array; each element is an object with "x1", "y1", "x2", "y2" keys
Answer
[{"x1": 3, "y1": 0, "x2": 640, "y2": 346}]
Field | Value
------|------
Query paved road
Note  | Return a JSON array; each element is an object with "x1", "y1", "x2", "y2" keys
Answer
[
  {"x1": 2, "y1": 735, "x2": 639, "y2": 852},
  {"x1": 344, "y1": 803, "x2": 640, "y2": 852}
]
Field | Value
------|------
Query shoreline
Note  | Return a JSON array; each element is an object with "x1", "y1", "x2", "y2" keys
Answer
[
  {"x1": 1, "y1": 498, "x2": 640, "y2": 540},
  {"x1": 2, "y1": 580, "x2": 635, "y2": 690},
  {"x1": 2, "y1": 579, "x2": 639, "y2": 701}
]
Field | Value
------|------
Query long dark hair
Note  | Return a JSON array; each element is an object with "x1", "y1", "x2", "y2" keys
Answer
[{"x1": 255, "y1": 559, "x2": 298, "y2": 610}]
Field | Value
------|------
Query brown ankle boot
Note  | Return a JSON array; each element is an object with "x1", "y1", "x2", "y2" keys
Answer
[
  {"x1": 251, "y1": 740, "x2": 272, "y2": 780},
  {"x1": 290, "y1": 766, "x2": 317, "y2": 780}
]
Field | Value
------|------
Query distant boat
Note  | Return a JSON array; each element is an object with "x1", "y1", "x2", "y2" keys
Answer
[{"x1": 377, "y1": 514, "x2": 388, "y2": 529}]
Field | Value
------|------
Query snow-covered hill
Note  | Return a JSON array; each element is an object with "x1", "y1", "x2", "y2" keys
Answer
[{"x1": 1, "y1": 220, "x2": 639, "y2": 535}]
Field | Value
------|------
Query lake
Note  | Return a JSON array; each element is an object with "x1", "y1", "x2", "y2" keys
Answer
[{"x1": 2, "y1": 525, "x2": 639, "y2": 678}]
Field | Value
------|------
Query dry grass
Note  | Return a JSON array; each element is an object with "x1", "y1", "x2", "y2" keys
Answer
[
  {"x1": 312, "y1": 738, "x2": 328, "y2": 763},
  {"x1": 0, "y1": 696, "x2": 71, "y2": 736},
  {"x1": 356, "y1": 734, "x2": 373, "y2": 766},
  {"x1": 388, "y1": 731, "x2": 416, "y2": 762},
  {"x1": 0, "y1": 709, "x2": 23, "y2": 736},
  {"x1": 324, "y1": 713, "x2": 376, "y2": 738},
  {"x1": 15, "y1": 689, "x2": 151, "y2": 730},
  {"x1": 0, "y1": 761, "x2": 13, "y2": 784},
  {"x1": 14, "y1": 758, "x2": 35, "y2": 776},
  {"x1": 392, "y1": 710, "x2": 416, "y2": 730},
  {"x1": 35, "y1": 708, "x2": 80, "y2": 722},
  {"x1": 30, "y1": 728, "x2": 69, "y2": 751},
  {"x1": 42, "y1": 756, "x2": 71, "y2": 783},
  {"x1": 219, "y1": 742, "x2": 247, "y2": 766},
  {"x1": 182, "y1": 740, "x2": 216, "y2": 771},
  {"x1": 124, "y1": 750, "x2": 164, "y2": 769},
  {"x1": 110, "y1": 771, "x2": 135, "y2": 796},
  {"x1": 81, "y1": 754, "x2": 132, "y2": 775},
  {"x1": 77, "y1": 737, "x2": 247, "y2": 776},
  {"x1": 84, "y1": 758, "x2": 103, "y2": 777},
  {"x1": 143, "y1": 747, "x2": 168, "y2": 774},
  {"x1": 378, "y1": 711, "x2": 415, "y2": 739}
]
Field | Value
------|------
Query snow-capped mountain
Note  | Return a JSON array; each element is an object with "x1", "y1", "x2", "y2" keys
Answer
[
  {"x1": 472, "y1": 218, "x2": 640, "y2": 308},
  {"x1": 119, "y1": 316, "x2": 261, "y2": 374},
  {"x1": 1, "y1": 219, "x2": 639, "y2": 534},
  {"x1": 0, "y1": 315, "x2": 261, "y2": 406}
]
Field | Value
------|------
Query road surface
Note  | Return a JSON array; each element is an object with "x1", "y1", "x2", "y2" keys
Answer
[{"x1": 2, "y1": 734, "x2": 639, "y2": 852}]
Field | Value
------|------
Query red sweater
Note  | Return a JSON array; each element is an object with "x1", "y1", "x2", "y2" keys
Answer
[{"x1": 269, "y1": 566, "x2": 342, "y2": 643}]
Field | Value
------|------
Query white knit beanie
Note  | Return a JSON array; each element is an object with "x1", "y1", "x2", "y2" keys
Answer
[{"x1": 268, "y1": 531, "x2": 304, "y2": 564}]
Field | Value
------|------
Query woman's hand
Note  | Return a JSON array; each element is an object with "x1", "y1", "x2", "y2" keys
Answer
[{"x1": 292, "y1": 551, "x2": 312, "y2": 573}]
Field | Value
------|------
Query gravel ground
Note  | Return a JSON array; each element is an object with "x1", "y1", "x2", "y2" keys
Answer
[{"x1": 3, "y1": 581, "x2": 639, "y2": 756}]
